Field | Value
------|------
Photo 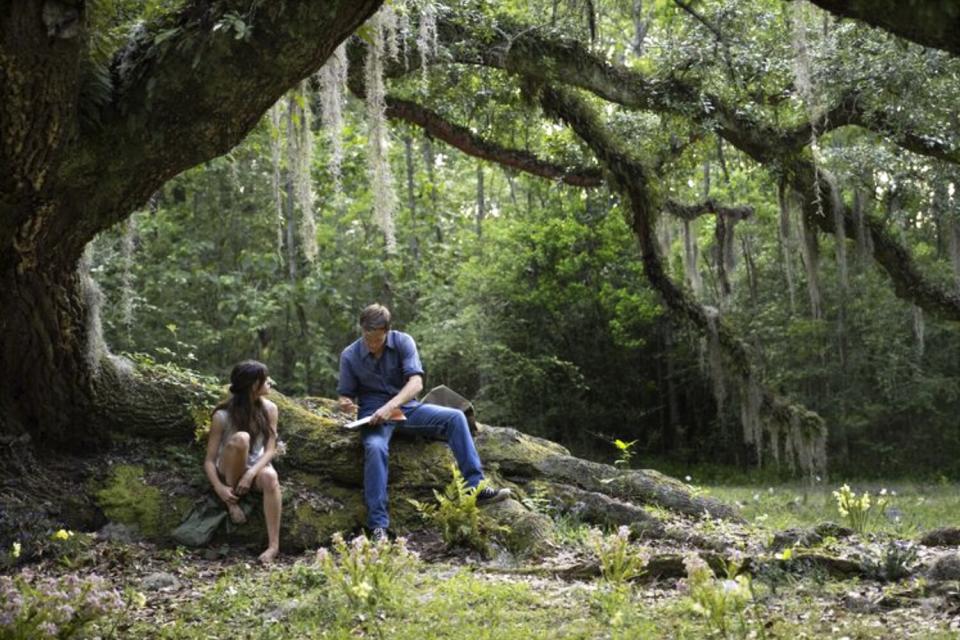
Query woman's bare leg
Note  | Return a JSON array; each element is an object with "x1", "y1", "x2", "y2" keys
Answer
[
  {"x1": 255, "y1": 465, "x2": 281, "y2": 563},
  {"x1": 220, "y1": 432, "x2": 249, "y2": 524}
]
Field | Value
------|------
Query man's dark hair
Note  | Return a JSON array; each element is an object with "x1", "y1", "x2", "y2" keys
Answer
[{"x1": 359, "y1": 303, "x2": 392, "y2": 331}]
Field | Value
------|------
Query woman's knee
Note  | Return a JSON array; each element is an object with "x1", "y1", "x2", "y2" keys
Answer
[
  {"x1": 225, "y1": 431, "x2": 250, "y2": 449},
  {"x1": 258, "y1": 466, "x2": 280, "y2": 492}
]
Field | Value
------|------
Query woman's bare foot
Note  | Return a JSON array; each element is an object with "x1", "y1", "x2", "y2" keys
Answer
[
  {"x1": 227, "y1": 503, "x2": 247, "y2": 524},
  {"x1": 258, "y1": 546, "x2": 279, "y2": 564}
]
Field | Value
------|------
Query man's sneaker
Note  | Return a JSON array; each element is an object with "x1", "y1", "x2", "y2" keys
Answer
[
  {"x1": 370, "y1": 527, "x2": 389, "y2": 543},
  {"x1": 476, "y1": 486, "x2": 511, "y2": 505}
]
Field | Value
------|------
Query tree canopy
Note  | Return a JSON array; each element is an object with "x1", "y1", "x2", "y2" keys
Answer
[{"x1": 3, "y1": 0, "x2": 960, "y2": 476}]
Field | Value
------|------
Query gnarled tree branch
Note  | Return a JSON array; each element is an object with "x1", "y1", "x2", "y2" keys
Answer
[
  {"x1": 45, "y1": 1, "x2": 383, "y2": 264},
  {"x1": 664, "y1": 199, "x2": 753, "y2": 222},
  {"x1": 434, "y1": 15, "x2": 960, "y2": 322},
  {"x1": 533, "y1": 83, "x2": 825, "y2": 473},
  {"x1": 383, "y1": 96, "x2": 604, "y2": 187},
  {"x1": 806, "y1": 0, "x2": 960, "y2": 55}
]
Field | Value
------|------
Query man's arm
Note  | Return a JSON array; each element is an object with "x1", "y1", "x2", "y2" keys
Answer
[
  {"x1": 337, "y1": 349, "x2": 359, "y2": 413},
  {"x1": 369, "y1": 374, "x2": 423, "y2": 426}
]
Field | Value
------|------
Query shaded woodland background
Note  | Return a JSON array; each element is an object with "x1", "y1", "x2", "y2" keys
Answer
[{"x1": 76, "y1": 0, "x2": 960, "y2": 478}]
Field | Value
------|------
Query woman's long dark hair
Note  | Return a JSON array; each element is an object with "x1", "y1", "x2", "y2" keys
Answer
[{"x1": 213, "y1": 360, "x2": 272, "y2": 444}]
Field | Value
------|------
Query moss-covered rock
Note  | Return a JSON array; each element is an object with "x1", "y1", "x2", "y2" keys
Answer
[
  {"x1": 477, "y1": 425, "x2": 741, "y2": 521},
  {"x1": 81, "y1": 371, "x2": 743, "y2": 554},
  {"x1": 94, "y1": 464, "x2": 193, "y2": 538},
  {"x1": 482, "y1": 498, "x2": 554, "y2": 557}
]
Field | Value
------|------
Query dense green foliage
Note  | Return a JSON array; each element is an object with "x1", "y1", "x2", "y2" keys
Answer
[{"x1": 90, "y1": 0, "x2": 960, "y2": 476}]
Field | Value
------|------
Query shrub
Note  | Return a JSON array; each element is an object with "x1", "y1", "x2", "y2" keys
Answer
[
  {"x1": 315, "y1": 532, "x2": 417, "y2": 612},
  {"x1": 408, "y1": 464, "x2": 508, "y2": 556},
  {"x1": 46, "y1": 530, "x2": 94, "y2": 570},
  {"x1": 612, "y1": 439, "x2": 638, "y2": 469},
  {"x1": 832, "y1": 484, "x2": 888, "y2": 534},
  {"x1": 0, "y1": 571, "x2": 124, "y2": 639},
  {"x1": 862, "y1": 540, "x2": 918, "y2": 581},
  {"x1": 588, "y1": 526, "x2": 650, "y2": 585},
  {"x1": 681, "y1": 553, "x2": 760, "y2": 639}
]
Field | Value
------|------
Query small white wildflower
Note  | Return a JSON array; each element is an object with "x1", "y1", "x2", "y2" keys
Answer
[{"x1": 720, "y1": 578, "x2": 740, "y2": 593}]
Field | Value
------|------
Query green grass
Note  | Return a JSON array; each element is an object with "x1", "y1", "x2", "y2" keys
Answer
[
  {"x1": 703, "y1": 480, "x2": 960, "y2": 535},
  {"x1": 128, "y1": 562, "x2": 618, "y2": 639},
  {"x1": 117, "y1": 557, "x2": 959, "y2": 639},
  {"x1": 13, "y1": 479, "x2": 960, "y2": 639}
]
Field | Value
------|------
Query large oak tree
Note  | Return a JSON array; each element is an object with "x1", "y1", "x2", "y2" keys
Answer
[
  {"x1": 2, "y1": 0, "x2": 958, "y2": 464},
  {"x1": 0, "y1": 1, "x2": 382, "y2": 447}
]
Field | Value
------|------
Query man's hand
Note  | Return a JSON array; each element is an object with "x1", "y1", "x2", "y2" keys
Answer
[
  {"x1": 216, "y1": 484, "x2": 238, "y2": 505},
  {"x1": 369, "y1": 403, "x2": 396, "y2": 426},
  {"x1": 338, "y1": 396, "x2": 358, "y2": 414},
  {"x1": 236, "y1": 469, "x2": 256, "y2": 496}
]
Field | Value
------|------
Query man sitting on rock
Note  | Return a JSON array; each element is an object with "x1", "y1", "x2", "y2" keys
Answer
[{"x1": 337, "y1": 303, "x2": 510, "y2": 542}]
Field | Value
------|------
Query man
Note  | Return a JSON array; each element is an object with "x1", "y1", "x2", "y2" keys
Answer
[{"x1": 337, "y1": 303, "x2": 510, "y2": 541}]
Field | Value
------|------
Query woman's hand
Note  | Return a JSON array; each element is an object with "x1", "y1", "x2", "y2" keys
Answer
[
  {"x1": 236, "y1": 469, "x2": 256, "y2": 495},
  {"x1": 216, "y1": 484, "x2": 238, "y2": 505}
]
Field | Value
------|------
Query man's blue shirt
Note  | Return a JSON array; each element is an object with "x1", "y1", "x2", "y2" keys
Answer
[{"x1": 337, "y1": 330, "x2": 425, "y2": 418}]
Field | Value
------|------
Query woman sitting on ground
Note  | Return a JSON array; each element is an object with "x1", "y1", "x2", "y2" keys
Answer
[{"x1": 203, "y1": 360, "x2": 282, "y2": 563}]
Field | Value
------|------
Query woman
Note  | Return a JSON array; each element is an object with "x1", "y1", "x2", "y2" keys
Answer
[{"x1": 204, "y1": 360, "x2": 282, "y2": 563}]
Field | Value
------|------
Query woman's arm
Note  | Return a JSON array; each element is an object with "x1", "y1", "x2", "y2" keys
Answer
[
  {"x1": 204, "y1": 411, "x2": 238, "y2": 504},
  {"x1": 236, "y1": 400, "x2": 279, "y2": 494}
]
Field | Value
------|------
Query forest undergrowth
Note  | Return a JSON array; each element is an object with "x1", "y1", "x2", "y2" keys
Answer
[{"x1": 3, "y1": 479, "x2": 959, "y2": 639}]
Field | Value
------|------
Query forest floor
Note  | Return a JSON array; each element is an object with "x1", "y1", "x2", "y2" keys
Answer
[{"x1": 4, "y1": 480, "x2": 960, "y2": 639}]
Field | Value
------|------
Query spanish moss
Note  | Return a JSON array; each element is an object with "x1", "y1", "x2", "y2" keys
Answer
[
  {"x1": 417, "y1": 1, "x2": 439, "y2": 78},
  {"x1": 120, "y1": 213, "x2": 137, "y2": 338},
  {"x1": 913, "y1": 305, "x2": 925, "y2": 358},
  {"x1": 288, "y1": 86, "x2": 318, "y2": 263},
  {"x1": 366, "y1": 8, "x2": 399, "y2": 253},
  {"x1": 790, "y1": 1, "x2": 828, "y2": 219},
  {"x1": 796, "y1": 198, "x2": 823, "y2": 319},
  {"x1": 269, "y1": 102, "x2": 285, "y2": 262},
  {"x1": 777, "y1": 181, "x2": 798, "y2": 314},
  {"x1": 319, "y1": 43, "x2": 348, "y2": 195},
  {"x1": 682, "y1": 220, "x2": 703, "y2": 297},
  {"x1": 948, "y1": 215, "x2": 960, "y2": 295},
  {"x1": 80, "y1": 244, "x2": 108, "y2": 376}
]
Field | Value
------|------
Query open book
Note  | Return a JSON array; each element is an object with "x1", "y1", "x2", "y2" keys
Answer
[{"x1": 343, "y1": 408, "x2": 407, "y2": 430}]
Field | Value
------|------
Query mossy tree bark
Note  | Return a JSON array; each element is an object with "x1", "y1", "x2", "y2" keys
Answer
[
  {"x1": 0, "y1": 0, "x2": 382, "y2": 447},
  {"x1": 807, "y1": 0, "x2": 960, "y2": 55}
]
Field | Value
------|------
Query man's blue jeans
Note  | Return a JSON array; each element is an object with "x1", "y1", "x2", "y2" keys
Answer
[{"x1": 362, "y1": 403, "x2": 484, "y2": 529}]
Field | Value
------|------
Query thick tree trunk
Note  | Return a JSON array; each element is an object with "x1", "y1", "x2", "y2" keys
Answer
[
  {"x1": 0, "y1": 0, "x2": 382, "y2": 445},
  {"x1": 0, "y1": 263, "x2": 96, "y2": 446}
]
